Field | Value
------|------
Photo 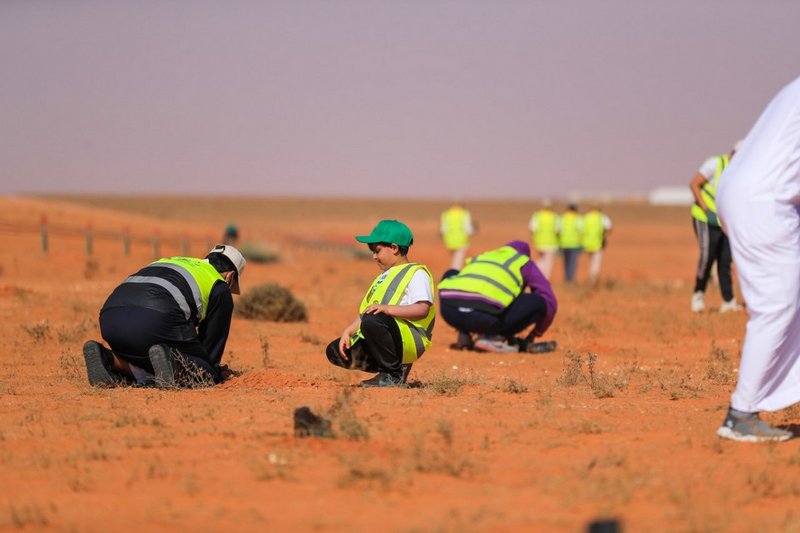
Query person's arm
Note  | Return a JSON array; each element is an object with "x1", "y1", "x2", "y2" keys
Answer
[
  {"x1": 363, "y1": 301, "x2": 432, "y2": 320},
  {"x1": 362, "y1": 269, "x2": 433, "y2": 321},
  {"x1": 690, "y1": 172, "x2": 711, "y2": 210},
  {"x1": 521, "y1": 260, "x2": 558, "y2": 337},
  {"x1": 198, "y1": 281, "x2": 234, "y2": 366},
  {"x1": 338, "y1": 316, "x2": 361, "y2": 359}
]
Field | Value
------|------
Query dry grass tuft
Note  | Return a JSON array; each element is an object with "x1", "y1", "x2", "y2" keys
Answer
[{"x1": 236, "y1": 283, "x2": 308, "y2": 322}]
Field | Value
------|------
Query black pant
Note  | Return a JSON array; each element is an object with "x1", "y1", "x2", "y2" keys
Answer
[
  {"x1": 692, "y1": 219, "x2": 734, "y2": 301},
  {"x1": 99, "y1": 306, "x2": 218, "y2": 383},
  {"x1": 440, "y1": 293, "x2": 547, "y2": 337},
  {"x1": 326, "y1": 313, "x2": 404, "y2": 377}
]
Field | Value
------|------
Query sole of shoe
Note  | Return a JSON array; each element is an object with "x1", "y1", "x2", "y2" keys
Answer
[
  {"x1": 83, "y1": 340, "x2": 115, "y2": 387},
  {"x1": 474, "y1": 341, "x2": 519, "y2": 354},
  {"x1": 149, "y1": 345, "x2": 176, "y2": 388},
  {"x1": 717, "y1": 426, "x2": 792, "y2": 443}
]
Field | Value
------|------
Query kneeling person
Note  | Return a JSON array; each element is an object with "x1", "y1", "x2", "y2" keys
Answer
[
  {"x1": 438, "y1": 241, "x2": 557, "y2": 353},
  {"x1": 326, "y1": 220, "x2": 435, "y2": 387},
  {"x1": 83, "y1": 244, "x2": 245, "y2": 388}
]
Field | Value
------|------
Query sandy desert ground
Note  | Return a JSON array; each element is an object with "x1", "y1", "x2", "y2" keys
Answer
[{"x1": 1, "y1": 195, "x2": 799, "y2": 532}]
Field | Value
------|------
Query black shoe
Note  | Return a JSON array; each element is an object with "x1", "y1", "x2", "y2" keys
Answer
[
  {"x1": 83, "y1": 340, "x2": 116, "y2": 387},
  {"x1": 148, "y1": 344, "x2": 177, "y2": 388},
  {"x1": 360, "y1": 372, "x2": 407, "y2": 388}
]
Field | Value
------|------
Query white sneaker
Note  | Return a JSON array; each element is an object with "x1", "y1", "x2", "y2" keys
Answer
[
  {"x1": 691, "y1": 291, "x2": 705, "y2": 313},
  {"x1": 474, "y1": 335, "x2": 519, "y2": 353},
  {"x1": 719, "y1": 299, "x2": 742, "y2": 313}
]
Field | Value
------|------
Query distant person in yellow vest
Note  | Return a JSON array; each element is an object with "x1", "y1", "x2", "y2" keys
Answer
[
  {"x1": 689, "y1": 142, "x2": 742, "y2": 313},
  {"x1": 582, "y1": 206, "x2": 613, "y2": 283},
  {"x1": 528, "y1": 199, "x2": 559, "y2": 279},
  {"x1": 326, "y1": 220, "x2": 435, "y2": 387},
  {"x1": 558, "y1": 203, "x2": 584, "y2": 283},
  {"x1": 440, "y1": 201, "x2": 475, "y2": 270},
  {"x1": 82, "y1": 245, "x2": 245, "y2": 388}
]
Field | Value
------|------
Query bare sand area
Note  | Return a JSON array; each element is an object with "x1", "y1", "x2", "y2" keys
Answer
[{"x1": 1, "y1": 195, "x2": 799, "y2": 531}]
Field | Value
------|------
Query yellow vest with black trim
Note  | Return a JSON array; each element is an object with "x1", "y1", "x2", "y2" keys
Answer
[
  {"x1": 530, "y1": 209, "x2": 559, "y2": 251},
  {"x1": 441, "y1": 207, "x2": 470, "y2": 250},
  {"x1": 355, "y1": 263, "x2": 435, "y2": 364},
  {"x1": 154, "y1": 257, "x2": 224, "y2": 322},
  {"x1": 582, "y1": 210, "x2": 605, "y2": 253},
  {"x1": 559, "y1": 211, "x2": 583, "y2": 248},
  {"x1": 691, "y1": 155, "x2": 728, "y2": 226},
  {"x1": 437, "y1": 246, "x2": 528, "y2": 309}
]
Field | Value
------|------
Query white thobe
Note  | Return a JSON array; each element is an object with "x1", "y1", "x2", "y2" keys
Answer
[{"x1": 716, "y1": 75, "x2": 800, "y2": 413}]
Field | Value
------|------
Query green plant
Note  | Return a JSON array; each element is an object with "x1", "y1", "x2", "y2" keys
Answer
[{"x1": 236, "y1": 283, "x2": 308, "y2": 322}]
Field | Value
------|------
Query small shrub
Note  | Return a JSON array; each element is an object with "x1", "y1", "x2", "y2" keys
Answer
[
  {"x1": 498, "y1": 377, "x2": 529, "y2": 394},
  {"x1": 260, "y1": 337, "x2": 270, "y2": 368},
  {"x1": 22, "y1": 321, "x2": 50, "y2": 343},
  {"x1": 238, "y1": 241, "x2": 280, "y2": 264},
  {"x1": 236, "y1": 283, "x2": 307, "y2": 322},
  {"x1": 556, "y1": 351, "x2": 586, "y2": 387},
  {"x1": 328, "y1": 388, "x2": 369, "y2": 441},
  {"x1": 428, "y1": 373, "x2": 467, "y2": 396}
]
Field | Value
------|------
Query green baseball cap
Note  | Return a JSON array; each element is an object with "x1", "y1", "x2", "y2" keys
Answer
[{"x1": 355, "y1": 220, "x2": 414, "y2": 247}]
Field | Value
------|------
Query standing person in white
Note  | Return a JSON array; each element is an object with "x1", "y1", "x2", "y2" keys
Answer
[{"x1": 715, "y1": 75, "x2": 800, "y2": 442}]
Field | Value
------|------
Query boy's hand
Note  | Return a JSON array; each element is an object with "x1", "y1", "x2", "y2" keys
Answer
[
  {"x1": 363, "y1": 303, "x2": 389, "y2": 315},
  {"x1": 338, "y1": 336, "x2": 351, "y2": 360}
]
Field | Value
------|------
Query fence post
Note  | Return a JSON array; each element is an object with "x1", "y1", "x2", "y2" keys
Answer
[
  {"x1": 85, "y1": 223, "x2": 94, "y2": 256},
  {"x1": 152, "y1": 229, "x2": 160, "y2": 259},
  {"x1": 181, "y1": 232, "x2": 190, "y2": 256},
  {"x1": 40, "y1": 215, "x2": 48, "y2": 253},
  {"x1": 122, "y1": 226, "x2": 131, "y2": 256}
]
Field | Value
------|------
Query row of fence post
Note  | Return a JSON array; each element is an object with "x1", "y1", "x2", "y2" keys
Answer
[{"x1": 39, "y1": 216, "x2": 210, "y2": 258}]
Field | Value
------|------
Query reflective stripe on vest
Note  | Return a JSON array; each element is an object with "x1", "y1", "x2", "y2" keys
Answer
[
  {"x1": 582, "y1": 211, "x2": 605, "y2": 252},
  {"x1": 356, "y1": 263, "x2": 436, "y2": 364},
  {"x1": 442, "y1": 208, "x2": 470, "y2": 250},
  {"x1": 437, "y1": 246, "x2": 527, "y2": 309},
  {"x1": 559, "y1": 212, "x2": 582, "y2": 248},
  {"x1": 123, "y1": 257, "x2": 223, "y2": 323},
  {"x1": 691, "y1": 155, "x2": 728, "y2": 224}
]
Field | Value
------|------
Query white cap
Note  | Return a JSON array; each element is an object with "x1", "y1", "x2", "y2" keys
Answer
[{"x1": 207, "y1": 244, "x2": 245, "y2": 294}]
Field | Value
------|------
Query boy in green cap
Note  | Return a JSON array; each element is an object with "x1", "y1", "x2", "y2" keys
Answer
[{"x1": 325, "y1": 219, "x2": 435, "y2": 387}]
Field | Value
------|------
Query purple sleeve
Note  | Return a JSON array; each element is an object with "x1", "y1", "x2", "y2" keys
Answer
[{"x1": 508, "y1": 240, "x2": 557, "y2": 336}]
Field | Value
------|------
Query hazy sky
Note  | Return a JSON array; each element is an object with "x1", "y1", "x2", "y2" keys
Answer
[{"x1": 2, "y1": 1, "x2": 799, "y2": 200}]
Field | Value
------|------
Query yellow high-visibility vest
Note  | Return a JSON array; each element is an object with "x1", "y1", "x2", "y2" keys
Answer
[
  {"x1": 559, "y1": 212, "x2": 583, "y2": 248},
  {"x1": 582, "y1": 211, "x2": 605, "y2": 253},
  {"x1": 530, "y1": 209, "x2": 559, "y2": 251},
  {"x1": 437, "y1": 246, "x2": 528, "y2": 309},
  {"x1": 691, "y1": 155, "x2": 729, "y2": 225},
  {"x1": 355, "y1": 263, "x2": 435, "y2": 363},
  {"x1": 124, "y1": 257, "x2": 224, "y2": 324},
  {"x1": 441, "y1": 207, "x2": 471, "y2": 250}
]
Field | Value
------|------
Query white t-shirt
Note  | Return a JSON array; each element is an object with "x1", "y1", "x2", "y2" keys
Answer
[
  {"x1": 698, "y1": 156, "x2": 723, "y2": 181},
  {"x1": 400, "y1": 269, "x2": 433, "y2": 306}
]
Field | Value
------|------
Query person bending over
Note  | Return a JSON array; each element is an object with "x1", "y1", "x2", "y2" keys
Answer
[
  {"x1": 83, "y1": 244, "x2": 245, "y2": 388},
  {"x1": 438, "y1": 241, "x2": 557, "y2": 353}
]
